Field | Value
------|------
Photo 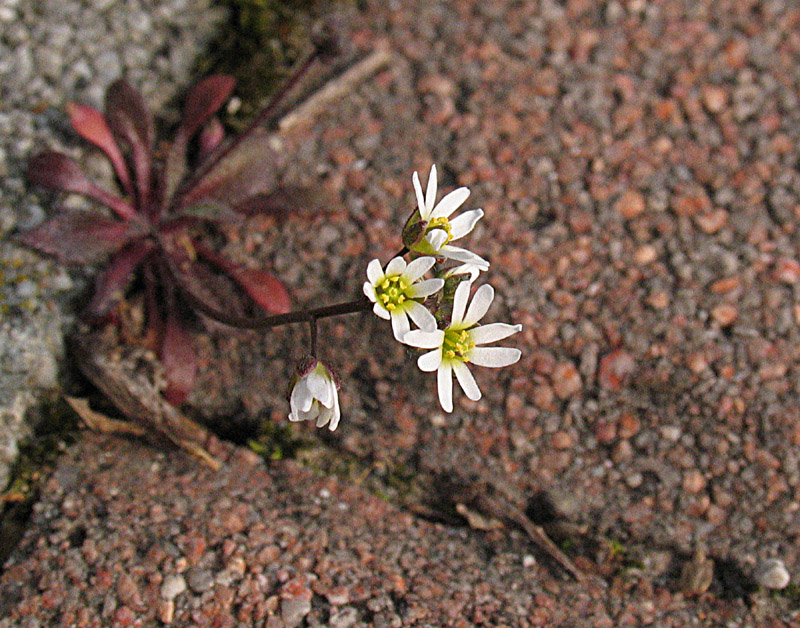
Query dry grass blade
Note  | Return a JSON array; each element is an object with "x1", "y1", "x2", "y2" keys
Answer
[
  {"x1": 278, "y1": 44, "x2": 392, "y2": 133},
  {"x1": 65, "y1": 396, "x2": 146, "y2": 436}
]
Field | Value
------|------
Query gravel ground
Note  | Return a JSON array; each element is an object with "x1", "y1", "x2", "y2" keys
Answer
[{"x1": 4, "y1": 0, "x2": 800, "y2": 626}]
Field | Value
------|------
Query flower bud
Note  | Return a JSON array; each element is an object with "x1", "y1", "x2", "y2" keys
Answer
[
  {"x1": 288, "y1": 357, "x2": 341, "y2": 431},
  {"x1": 401, "y1": 211, "x2": 428, "y2": 250}
]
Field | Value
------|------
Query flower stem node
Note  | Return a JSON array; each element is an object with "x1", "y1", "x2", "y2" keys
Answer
[
  {"x1": 288, "y1": 358, "x2": 341, "y2": 431},
  {"x1": 364, "y1": 256, "x2": 444, "y2": 341},
  {"x1": 404, "y1": 282, "x2": 522, "y2": 413}
]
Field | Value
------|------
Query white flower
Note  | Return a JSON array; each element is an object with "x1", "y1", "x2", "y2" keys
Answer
[
  {"x1": 404, "y1": 282, "x2": 521, "y2": 412},
  {"x1": 363, "y1": 256, "x2": 444, "y2": 341},
  {"x1": 409, "y1": 164, "x2": 489, "y2": 269},
  {"x1": 288, "y1": 359, "x2": 341, "y2": 431}
]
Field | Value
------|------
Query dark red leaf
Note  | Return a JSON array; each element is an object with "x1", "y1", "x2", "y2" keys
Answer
[
  {"x1": 159, "y1": 77, "x2": 234, "y2": 211},
  {"x1": 160, "y1": 132, "x2": 189, "y2": 211},
  {"x1": 85, "y1": 239, "x2": 155, "y2": 320},
  {"x1": 160, "y1": 237, "x2": 229, "y2": 314},
  {"x1": 194, "y1": 244, "x2": 290, "y2": 315},
  {"x1": 181, "y1": 75, "x2": 236, "y2": 139},
  {"x1": 199, "y1": 117, "x2": 225, "y2": 157},
  {"x1": 105, "y1": 80, "x2": 154, "y2": 210},
  {"x1": 17, "y1": 211, "x2": 143, "y2": 264},
  {"x1": 233, "y1": 185, "x2": 334, "y2": 220},
  {"x1": 160, "y1": 305, "x2": 197, "y2": 406},
  {"x1": 180, "y1": 132, "x2": 282, "y2": 209},
  {"x1": 228, "y1": 266, "x2": 291, "y2": 314},
  {"x1": 27, "y1": 152, "x2": 135, "y2": 219},
  {"x1": 66, "y1": 102, "x2": 132, "y2": 194},
  {"x1": 172, "y1": 200, "x2": 241, "y2": 224}
]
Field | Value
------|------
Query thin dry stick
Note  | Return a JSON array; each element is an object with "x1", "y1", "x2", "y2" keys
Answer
[
  {"x1": 473, "y1": 490, "x2": 585, "y2": 582},
  {"x1": 278, "y1": 44, "x2": 393, "y2": 133},
  {"x1": 65, "y1": 396, "x2": 146, "y2": 437}
]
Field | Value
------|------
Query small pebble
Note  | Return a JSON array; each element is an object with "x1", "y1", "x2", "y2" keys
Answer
[
  {"x1": 281, "y1": 598, "x2": 312, "y2": 628},
  {"x1": 185, "y1": 567, "x2": 214, "y2": 593},
  {"x1": 754, "y1": 558, "x2": 790, "y2": 590},
  {"x1": 329, "y1": 607, "x2": 359, "y2": 628},
  {"x1": 614, "y1": 189, "x2": 646, "y2": 219},
  {"x1": 711, "y1": 304, "x2": 738, "y2": 327},
  {"x1": 160, "y1": 575, "x2": 187, "y2": 600}
]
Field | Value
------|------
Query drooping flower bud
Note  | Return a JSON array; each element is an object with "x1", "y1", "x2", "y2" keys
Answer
[{"x1": 288, "y1": 357, "x2": 341, "y2": 431}]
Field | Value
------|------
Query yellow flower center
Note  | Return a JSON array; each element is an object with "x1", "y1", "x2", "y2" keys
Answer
[
  {"x1": 375, "y1": 274, "x2": 410, "y2": 311},
  {"x1": 442, "y1": 328, "x2": 474, "y2": 362},
  {"x1": 425, "y1": 216, "x2": 453, "y2": 245}
]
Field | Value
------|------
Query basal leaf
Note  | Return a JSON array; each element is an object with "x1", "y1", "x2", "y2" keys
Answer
[
  {"x1": 85, "y1": 239, "x2": 155, "y2": 320},
  {"x1": 27, "y1": 152, "x2": 135, "y2": 219},
  {"x1": 160, "y1": 236, "x2": 229, "y2": 315},
  {"x1": 66, "y1": 102, "x2": 132, "y2": 194},
  {"x1": 233, "y1": 185, "x2": 335, "y2": 220},
  {"x1": 160, "y1": 132, "x2": 189, "y2": 212},
  {"x1": 105, "y1": 80, "x2": 154, "y2": 210},
  {"x1": 199, "y1": 117, "x2": 225, "y2": 157},
  {"x1": 17, "y1": 211, "x2": 143, "y2": 264},
  {"x1": 228, "y1": 266, "x2": 291, "y2": 314},
  {"x1": 180, "y1": 132, "x2": 281, "y2": 209},
  {"x1": 172, "y1": 200, "x2": 242, "y2": 224},
  {"x1": 194, "y1": 243, "x2": 290, "y2": 315},
  {"x1": 160, "y1": 304, "x2": 198, "y2": 406},
  {"x1": 181, "y1": 75, "x2": 236, "y2": 139}
]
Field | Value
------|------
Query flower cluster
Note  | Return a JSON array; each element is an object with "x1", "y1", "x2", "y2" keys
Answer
[{"x1": 289, "y1": 164, "x2": 521, "y2": 429}]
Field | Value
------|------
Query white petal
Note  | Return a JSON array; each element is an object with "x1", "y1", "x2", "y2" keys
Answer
[
  {"x1": 452, "y1": 361, "x2": 481, "y2": 401},
  {"x1": 307, "y1": 371, "x2": 332, "y2": 406},
  {"x1": 437, "y1": 363, "x2": 453, "y2": 412},
  {"x1": 468, "y1": 347, "x2": 522, "y2": 368},
  {"x1": 463, "y1": 284, "x2": 494, "y2": 326},
  {"x1": 315, "y1": 406, "x2": 332, "y2": 428},
  {"x1": 445, "y1": 263, "x2": 482, "y2": 282},
  {"x1": 327, "y1": 396, "x2": 341, "y2": 431},
  {"x1": 385, "y1": 256, "x2": 407, "y2": 276},
  {"x1": 431, "y1": 187, "x2": 470, "y2": 220},
  {"x1": 440, "y1": 245, "x2": 490, "y2": 269},
  {"x1": 391, "y1": 309, "x2": 411, "y2": 341},
  {"x1": 451, "y1": 280, "x2": 471, "y2": 326},
  {"x1": 426, "y1": 229, "x2": 448, "y2": 251},
  {"x1": 317, "y1": 378, "x2": 336, "y2": 409},
  {"x1": 408, "y1": 278, "x2": 444, "y2": 298},
  {"x1": 448, "y1": 208, "x2": 484, "y2": 240},
  {"x1": 406, "y1": 300, "x2": 437, "y2": 331},
  {"x1": 404, "y1": 256, "x2": 436, "y2": 283},
  {"x1": 425, "y1": 164, "x2": 437, "y2": 213},
  {"x1": 418, "y1": 348, "x2": 443, "y2": 372},
  {"x1": 295, "y1": 403, "x2": 321, "y2": 423},
  {"x1": 373, "y1": 302, "x2": 391, "y2": 320},
  {"x1": 413, "y1": 171, "x2": 427, "y2": 217},
  {"x1": 404, "y1": 329, "x2": 444, "y2": 349},
  {"x1": 366, "y1": 258, "x2": 384, "y2": 285},
  {"x1": 291, "y1": 380, "x2": 314, "y2": 412},
  {"x1": 469, "y1": 322, "x2": 522, "y2": 345},
  {"x1": 363, "y1": 281, "x2": 377, "y2": 301}
]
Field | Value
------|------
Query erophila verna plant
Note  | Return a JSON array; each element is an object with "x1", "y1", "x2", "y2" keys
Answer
[
  {"x1": 20, "y1": 36, "x2": 338, "y2": 404},
  {"x1": 22, "y1": 40, "x2": 520, "y2": 428}
]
